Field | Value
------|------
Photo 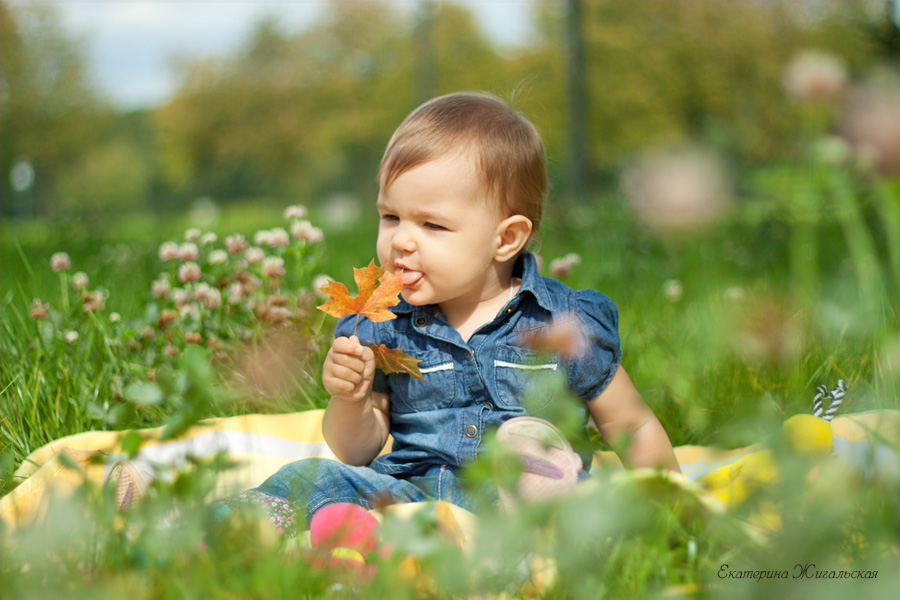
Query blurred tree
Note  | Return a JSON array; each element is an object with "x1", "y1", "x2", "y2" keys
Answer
[{"x1": 0, "y1": 1, "x2": 112, "y2": 217}]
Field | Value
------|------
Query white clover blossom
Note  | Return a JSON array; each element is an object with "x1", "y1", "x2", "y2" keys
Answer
[
  {"x1": 72, "y1": 271, "x2": 90, "y2": 290},
  {"x1": 284, "y1": 205, "x2": 307, "y2": 220},
  {"x1": 262, "y1": 256, "x2": 286, "y2": 278},
  {"x1": 245, "y1": 247, "x2": 265, "y2": 265},
  {"x1": 254, "y1": 230, "x2": 273, "y2": 247},
  {"x1": 110, "y1": 312, "x2": 121, "y2": 323},
  {"x1": 662, "y1": 279, "x2": 684, "y2": 303},
  {"x1": 65, "y1": 330, "x2": 79, "y2": 343},
  {"x1": 227, "y1": 282, "x2": 244, "y2": 305},
  {"x1": 550, "y1": 253, "x2": 581, "y2": 279},
  {"x1": 268, "y1": 227, "x2": 289, "y2": 248},
  {"x1": 312, "y1": 275, "x2": 333, "y2": 298},
  {"x1": 158, "y1": 241, "x2": 179, "y2": 261},
  {"x1": 152, "y1": 277, "x2": 171, "y2": 299},
  {"x1": 208, "y1": 249, "x2": 228, "y2": 265},
  {"x1": 201, "y1": 232, "x2": 218, "y2": 245},
  {"x1": 226, "y1": 234, "x2": 247, "y2": 254},
  {"x1": 178, "y1": 242, "x2": 199, "y2": 261},
  {"x1": 51, "y1": 252, "x2": 72, "y2": 272},
  {"x1": 783, "y1": 50, "x2": 847, "y2": 104},
  {"x1": 30, "y1": 298, "x2": 49, "y2": 319},
  {"x1": 185, "y1": 228, "x2": 202, "y2": 242},
  {"x1": 300, "y1": 226, "x2": 324, "y2": 245},
  {"x1": 178, "y1": 262, "x2": 201, "y2": 283}
]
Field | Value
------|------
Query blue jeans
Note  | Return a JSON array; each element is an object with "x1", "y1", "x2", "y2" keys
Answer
[{"x1": 248, "y1": 457, "x2": 487, "y2": 527}]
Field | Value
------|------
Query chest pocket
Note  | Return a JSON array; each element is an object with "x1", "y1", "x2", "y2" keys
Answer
[
  {"x1": 388, "y1": 350, "x2": 458, "y2": 413},
  {"x1": 492, "y1": 344, "x2": 560, "y2": 412}
]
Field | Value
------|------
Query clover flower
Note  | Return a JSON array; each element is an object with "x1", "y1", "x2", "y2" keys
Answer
[
  {"x1": 268, "y1": 227, "x2": 289, "y2": 248},
  {"x1": 284, "y1": 205, "x2": 307, "y2": 220},
  {"x1": 185, "y1": 228, "x2": 201, "y2": 242},
  {"x1": 662, "y1": 279, "x2": 683, "y2": 303},
  {"x1": 162, "y1": 345, "x2": 179, "y2": 357},
  {"x1": 178, "y1": 242, "x2": 199, "y2": 261},
  {"x1": 226, "y1": 234, "x2": 248, "y2": 254},
  {"x1": 185, "y1": 332, "x2": 203, "y2": 344},
  {"x1": 178, "y1": 262, "x2": 201, "y2": 283},
  {"x1": 81, "y1": 290, "x2": 106, "y2": 313},
  {"x1": 245, "y1": 247, "x2": 265, "y2": 265},
  {"x1": 72, "y1": 272, "x2": 90, "y2": 290},
  {"x1": 312, "y1": 275, "x2": 332, "y2": 299},
  {"x1": 194, "y1": 282, "x2": 222, "y2": 309},
  {"x1": 623, "y1": 147, "x2": 732, "y2": 235},
  {"x1": 158, "y1": 242, "x2": 179, "y2": 262},
  {"x1": 227, "y1": 282, "x2": 244, "y2": 305},
  {"x1": 208, "y1": 249, "x2": 228, "y2": 265},
  {"x1": 839, "y1": 78, "x2": 900, "y2": 176},
  {"x1": 254, "y1": 230, "x2": 273, "y2": 246},
  {"x1": 110, "y1": 312, "x2": 121, "y2": 323},
  {"x1": 782, "y1": 50, "x2": 847, "y2": 104},
  {"x1": 201, "y1": 232, "x2": 218, "y2": 245},
  {"x1": 262, "y1": 256, "x2": 286, "y2": 278},
  {"x1": 65, "y1": 330, "x2": 79, "y2": 343},
  {"x1": 152, "y1": 278, "x2": 171, "y2": 299},
  {"x1": 172, "y1": 288, "x2": 190, "y2": 307},
  {"x1": 157, "y1": 310, "x2": 178, "y2": 328},
  {"x1": 51, "y1": 252, "x2": 71, "y2": 272},
  {"x1": 300, "y1": 226, "x2": 324, "y2": 245},
  {"x1": 30, "y1": 298, "x2": 49, "y2": 320},
  {"x1": 550, "y1": 253, "x2": 581, "y2": 279}
]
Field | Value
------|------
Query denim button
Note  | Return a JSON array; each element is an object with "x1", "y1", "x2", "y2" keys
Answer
[
  {"x1": 415, "y1": 316, "x2": 428, "y2": 327},
  {"x1": 482, "y1": 402, "x2": 493, "y2": 410},
  {"x1": 465, "y1": 425, "x2": 478, "y2": 437}
]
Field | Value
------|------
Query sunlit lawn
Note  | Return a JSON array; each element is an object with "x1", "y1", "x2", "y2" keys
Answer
[{"x1": 1, "y1": 190, "x2": 899, "y2": 598}]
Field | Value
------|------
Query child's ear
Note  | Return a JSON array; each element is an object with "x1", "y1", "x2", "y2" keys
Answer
[{"x1": 495, "y1": 215, "x2": 533, "y2": 263}]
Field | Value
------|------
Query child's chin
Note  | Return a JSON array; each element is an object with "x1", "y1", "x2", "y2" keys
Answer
[{"x1": 399, "y1": 291, "x2": 430, "y2": 306}]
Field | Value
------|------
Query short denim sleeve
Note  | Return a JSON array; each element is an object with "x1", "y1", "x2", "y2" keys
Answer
[
  {"x1": 333, "y1": 315, "x2": 389, "y2": 394},
  {"x1": 566, "y1": 290, "x2": 622, "y2": 402}
]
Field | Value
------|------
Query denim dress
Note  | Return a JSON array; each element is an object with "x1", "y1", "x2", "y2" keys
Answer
[{"x1": 248, "y1": 251, "x2": 621, "y2": 526}]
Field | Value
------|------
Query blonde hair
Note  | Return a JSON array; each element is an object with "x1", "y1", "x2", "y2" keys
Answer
[{"x1": 378, "y1": 92, "x2": 548, "y2": 235}]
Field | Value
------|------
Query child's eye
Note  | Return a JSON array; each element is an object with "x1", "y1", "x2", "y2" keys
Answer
[
  {"x1": 424, "y1": 222, "x2": 446, "y2": 231},
  {"x1": 381, "y1": 214, "x2": 399, "y2": 222}
]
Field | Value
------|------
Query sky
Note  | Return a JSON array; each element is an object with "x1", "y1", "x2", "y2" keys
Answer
[{"x1": 15, "y1": 1, "x2": 538, "y2": 109}]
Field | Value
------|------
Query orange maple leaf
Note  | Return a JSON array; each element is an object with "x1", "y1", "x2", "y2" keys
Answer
[
  {"x1": 316, "y1": 260, "x2": 403, "y2": 323},
  {"x1": 368, "y1": 343, "x2": 424, "y2": 381}
]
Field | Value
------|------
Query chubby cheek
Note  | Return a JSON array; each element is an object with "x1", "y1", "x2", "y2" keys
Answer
[{"x1": 375, "y1": 235, "x2": 391, "y2": 269}]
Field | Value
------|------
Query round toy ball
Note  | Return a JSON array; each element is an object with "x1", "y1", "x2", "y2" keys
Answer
[
  {"x1": 309, "y1": 503, "x2": 380, "y2": 552},
  {"x1": 782, "y1": 414, "x2": 834, "y2": 457}
]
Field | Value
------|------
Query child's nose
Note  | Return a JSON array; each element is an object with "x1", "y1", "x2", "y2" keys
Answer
[{"x1": 391, "y1": 225, "x2": 416, "y2": 252}]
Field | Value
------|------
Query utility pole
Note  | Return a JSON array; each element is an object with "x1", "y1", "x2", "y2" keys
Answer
[
  {"x1": 414, "y1": 0, "x2": 437, "y2": 106},
  {"x1": 566, "y1": 0, "x2": 588, "y2": 203}
]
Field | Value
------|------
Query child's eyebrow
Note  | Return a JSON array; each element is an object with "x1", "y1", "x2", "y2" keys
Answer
[{"x1": 377, "y1": 201, "x2": 453, "y2": 223}]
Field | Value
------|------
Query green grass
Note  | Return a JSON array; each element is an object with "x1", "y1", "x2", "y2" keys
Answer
[{"x1": 2, "y1": 181, "x2": 899, "y2": 598}]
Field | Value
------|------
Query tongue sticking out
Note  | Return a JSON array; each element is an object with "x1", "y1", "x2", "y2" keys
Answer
[{"x1": 401, "y1": 270, "x2": 423, "y2": 286}]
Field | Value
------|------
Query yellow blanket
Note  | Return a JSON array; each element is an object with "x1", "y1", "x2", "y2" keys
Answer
[{"x1": 3, "y1": 409, "x2": 899, "y2": 530}]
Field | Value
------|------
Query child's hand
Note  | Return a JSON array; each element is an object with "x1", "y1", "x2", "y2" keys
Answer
[{"x1": 323, "y1": 335, "x2": 376, "y2": 403}]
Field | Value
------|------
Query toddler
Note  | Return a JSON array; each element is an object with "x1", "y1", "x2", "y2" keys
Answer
[{"x1": 218, "y1": 91, "x2": 681, "y2": 532}]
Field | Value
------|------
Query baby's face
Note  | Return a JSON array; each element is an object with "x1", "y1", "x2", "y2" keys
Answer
[{"x1": 376, "y1": 152, "x2": 505, "y2": 311}]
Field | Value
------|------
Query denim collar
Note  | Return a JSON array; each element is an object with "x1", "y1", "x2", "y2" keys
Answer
[{"x1": 391, "y1": 250, "x2": 553, "y2": 316}]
